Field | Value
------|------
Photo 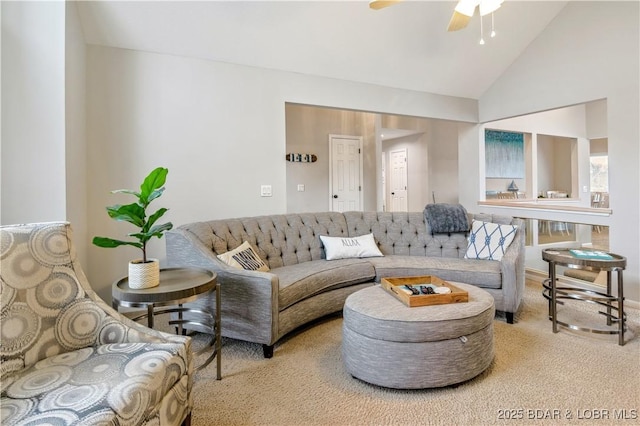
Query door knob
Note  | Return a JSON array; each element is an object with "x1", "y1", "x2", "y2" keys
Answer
[
  {"x1": 391, "y1": 192, "x2": 395, "y2": 195},
  {"x1": 333, "y1": 195, "x2": 338, "y2": 199}
]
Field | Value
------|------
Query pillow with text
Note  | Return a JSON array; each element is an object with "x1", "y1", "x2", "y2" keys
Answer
[{"x1": 319, "y1": 234, "x2": 384, "y2": 260}]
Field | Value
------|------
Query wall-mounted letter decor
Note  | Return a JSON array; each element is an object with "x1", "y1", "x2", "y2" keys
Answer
[
  {"x1": 485, "y1": 130, "x2": 524, "y2": 178},
  {"x1": 286, "y1": 153, "x2": 317, "y2": 163}
]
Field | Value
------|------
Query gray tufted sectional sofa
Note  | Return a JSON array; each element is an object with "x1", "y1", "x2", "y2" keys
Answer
[{"x1": 165, "y1": 211, "x2": 525, "y2": 358}]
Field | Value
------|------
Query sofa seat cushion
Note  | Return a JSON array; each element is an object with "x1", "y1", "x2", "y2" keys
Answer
[
  {"x1": 1, "y1": 342, "x2": 190, "y2": 426},
  {"x1": 368, "y1": 255, "x2": 502, "y2": 289},
  {"x1": 274, "y1": 259, "x2": 376, "y2": 310}
]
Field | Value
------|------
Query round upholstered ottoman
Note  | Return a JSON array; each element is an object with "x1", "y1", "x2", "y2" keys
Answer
[{"x1": 342, "y1": 282, "x2": 495, "y2": 389}]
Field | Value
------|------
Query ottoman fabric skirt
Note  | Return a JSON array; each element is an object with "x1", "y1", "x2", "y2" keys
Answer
[{"x1": 342, "y1": 322, "x2": 494, "y2": 389}]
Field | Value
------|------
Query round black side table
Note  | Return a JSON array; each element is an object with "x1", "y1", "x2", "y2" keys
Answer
[{"x1": 113, "y1": 267, "x2": 221, "y2": 378}]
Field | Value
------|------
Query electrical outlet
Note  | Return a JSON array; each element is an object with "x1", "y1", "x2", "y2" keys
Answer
[{"x1": 261, "y1": 185, "x2": 272, "y2": 197}]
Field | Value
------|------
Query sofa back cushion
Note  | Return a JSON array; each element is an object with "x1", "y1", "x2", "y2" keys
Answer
[
  {"x1": 343, "y1": 211, "x2": 518, "y2": 259},
  {"x1": 343, "y1": 212, "x2": 466, "y2": 258},
  {"x1": 178, "y1": 212, "x2": 349, "y2": 268}
]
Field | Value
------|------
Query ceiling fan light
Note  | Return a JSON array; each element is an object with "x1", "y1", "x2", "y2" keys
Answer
[
  {"x1": 454, "y1": 0, "x2": 479, "y2": 17},
  {"x1": 490, "y1": 11, "x2": 496, "y2": 37},
  {"x1": 369, "y1": 0, "x2": 401, "y2": 10},
  {"x1": 479, "y1": 0, "x2": 503, "y2": 16}
]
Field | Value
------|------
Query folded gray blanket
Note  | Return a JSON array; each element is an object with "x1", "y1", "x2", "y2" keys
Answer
[{"x1": 424, "y1": 203, "x2": 470, "y2": 233}]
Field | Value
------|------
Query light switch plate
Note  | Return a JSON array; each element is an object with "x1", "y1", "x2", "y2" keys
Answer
[
  {"x1": 297, "y1": 184, "x2": 305, "y2": 192},
  {"x1": 261, "y1": 185, "x2": 272, "y2": 197}
]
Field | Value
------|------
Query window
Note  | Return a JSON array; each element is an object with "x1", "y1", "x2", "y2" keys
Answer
[{"x1": 590, "y1": 155, "x2": 608, "y2": 192}]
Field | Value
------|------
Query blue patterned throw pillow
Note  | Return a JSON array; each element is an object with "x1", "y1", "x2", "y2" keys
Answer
[{"x1": 464, "y1": 220, "x2": 517, "y2": 261}]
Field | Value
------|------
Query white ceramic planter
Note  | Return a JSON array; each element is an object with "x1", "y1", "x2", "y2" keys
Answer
[{"x1": 128, "y1": 259, "x2": 160, "y2": 289}]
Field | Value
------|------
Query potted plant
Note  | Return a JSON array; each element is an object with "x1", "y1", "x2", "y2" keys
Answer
[{"x1": 93, "y1": 167, "x2": 173, "y2": 289}]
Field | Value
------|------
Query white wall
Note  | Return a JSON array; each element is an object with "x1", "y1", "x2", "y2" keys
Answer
[
  {"x1": 479, "y1": 1, "x2": 640, "y2": 302},
  {"x1": 86, "y1": 46, "x2": 477, "y2": 301},
  {"x1": 1, "y1": 1, "x2": 67, "y2": 224},
  {"x1": 427, "y1": 120, "x2": 459, "y2": 205},
  {"x1": 586, "y1": 99, "x2": 607, "y2": 139},
  {"x1": 65, "y1": 2, "x2": 88, "y2": 267}
]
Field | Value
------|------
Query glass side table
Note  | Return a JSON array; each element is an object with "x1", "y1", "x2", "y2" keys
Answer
[
  {"x1": 541, "y1": 248, "x2": 627, "y2": 345},
  {"x1": 113, "y1": 267, "x2": 221, "y2": 378}
]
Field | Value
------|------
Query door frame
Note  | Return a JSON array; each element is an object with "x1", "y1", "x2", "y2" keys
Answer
[{"x1": 328, "y1": 134, "x2": 364, "y2": 211}]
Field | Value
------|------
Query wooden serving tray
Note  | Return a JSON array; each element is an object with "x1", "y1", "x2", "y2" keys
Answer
[{"x1": 381, "y1": 276, "x2": 468, "y2": 307}]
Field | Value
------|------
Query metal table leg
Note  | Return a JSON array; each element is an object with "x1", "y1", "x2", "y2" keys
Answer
[
  {"x1": 550, "y1": 261, "x2": 558, "y2": 333},
  {"x1": 618, "y1": 270, "x2": 625, "y2": 345}
]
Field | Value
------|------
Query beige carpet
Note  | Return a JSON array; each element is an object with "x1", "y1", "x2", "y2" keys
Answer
[{"x1": 187, "y1": 279, "x2": 640, "y2": 425}]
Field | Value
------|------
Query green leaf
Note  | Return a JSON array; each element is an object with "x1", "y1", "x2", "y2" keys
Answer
[
  {"x1": 149, "y1": 222, "x2": 173, "y2": 237},
  {"x1": 130, "y1": 222, "x2": 172, "y2": 242},
  {"x1": 129, "y1": 232, "x2": 153, "y2": 244},
  {"x1": 106, "y1": 203, "x2": 145, "y2": 227},
  {"x1": 111, "y1": 189, "x2": 141, "y2": 198},
  {"x1": 146, "y1": 187, "x2": 165, "y2": 204},
  {"x1": 92, "y1": 236, "x2": 143, "y2": 249},
  {"x1": 145, "y1": 207, "x2": 168, "y2": 231},
  {"x1": 140, "y1": 167, "x2": 168, "y2": 204}
]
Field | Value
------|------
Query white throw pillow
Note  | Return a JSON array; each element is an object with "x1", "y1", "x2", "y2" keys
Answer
[
  {"x1": 464, "y1": 220, "x2": 518, "y2": 261},
  {"x1": 319, "y1": 233, "x2": 383, "y2": 260},
  {"x1": 217, "y1": 241, "x2": 270, "y2": 272}
]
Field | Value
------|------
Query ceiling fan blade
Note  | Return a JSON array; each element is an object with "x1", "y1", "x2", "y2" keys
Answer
[
  {"x1": 369, "y1": 0, "x2": 401, "y2": 10},
  {"x1": 447, "y1": 9, "x2": 473, "y2": 31}
]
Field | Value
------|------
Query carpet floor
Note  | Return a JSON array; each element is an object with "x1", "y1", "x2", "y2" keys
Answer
[{"x1": 187, "y1": 279, "x2": 640, "y2": 425}]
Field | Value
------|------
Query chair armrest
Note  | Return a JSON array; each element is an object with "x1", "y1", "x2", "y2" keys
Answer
[{"x1": 91, "y1": 295, "x2": 192, "y2": 347}]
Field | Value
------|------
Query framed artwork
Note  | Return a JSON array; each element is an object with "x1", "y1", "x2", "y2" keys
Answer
[{"x1": 485, "y1": 130, "x2": 524, "y2": 178}]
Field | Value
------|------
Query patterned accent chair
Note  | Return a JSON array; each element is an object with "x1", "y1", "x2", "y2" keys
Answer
[{"x1": 1, "y1": 222, "x2": 193, "y2": 425}]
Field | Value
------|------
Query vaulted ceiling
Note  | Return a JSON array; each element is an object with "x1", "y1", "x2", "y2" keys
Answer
[{"x1": 76, "y1": 1, "x2": 568, "y2": 99}]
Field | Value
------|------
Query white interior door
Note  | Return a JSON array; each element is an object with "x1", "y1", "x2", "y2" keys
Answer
[
  {"x1": 389, "y1": 149, "x2": 408, "y2": 212},
  {"x1": 329, "y1": 135, "x2": 363, "y2": 212},
  {"x1": 381, "y1": 152, "x2": 387, "y2": 212}
]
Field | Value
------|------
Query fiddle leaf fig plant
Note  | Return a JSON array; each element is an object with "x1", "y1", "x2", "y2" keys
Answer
[{"x1": 93, "y1": 167, "x2": 173, "y2": 263}]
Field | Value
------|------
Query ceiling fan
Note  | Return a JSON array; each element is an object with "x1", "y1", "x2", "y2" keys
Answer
[{"x1": 369, "y1": 0, "x2": 504, "y2": 32}]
